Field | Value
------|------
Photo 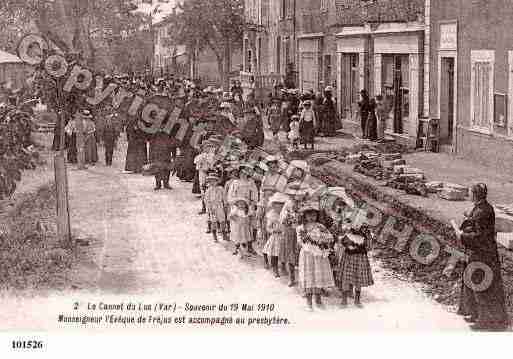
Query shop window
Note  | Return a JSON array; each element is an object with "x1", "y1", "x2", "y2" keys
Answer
[
  {"x1": 340, "y1": 53, "x2": 359, "y2": 121},
  {"x1": 276, "y1": 37, "x2": 281, "y2": 73},
  {"x1": 324, "y1": 54, "x2": 332, "y2": 88},
  {"x1": 381, "y1": 54, "x2": 410, "y2": 134},
  {"x1": 320, "y1": 0, "x2": 329, "y2": 12},
  {"x1": 470, "y1": 50, "x2": 494, "y2": 133},
  {"x1": 280, "y1": 0, "x2": 286, "y2": 20}
]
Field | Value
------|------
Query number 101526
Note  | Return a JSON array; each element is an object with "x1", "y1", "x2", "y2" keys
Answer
[{"x1": 12, "y1": 340, "x2": 43, "y2": 350}]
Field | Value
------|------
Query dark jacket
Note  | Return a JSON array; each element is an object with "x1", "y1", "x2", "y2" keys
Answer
[
  {"x1": 149, "y1": 132, "x2": 176, "y2": 165},
  {"x1": 241, "y1": 117, "x2": 264, "y2": 149},
  {"x1": 458, "y1": 200, "x2": 508, "y2": 328}
]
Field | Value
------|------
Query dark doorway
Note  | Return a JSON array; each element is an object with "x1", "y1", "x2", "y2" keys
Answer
[{"x1": 440, "y1": 57, "x2": 455, "y2": 146}]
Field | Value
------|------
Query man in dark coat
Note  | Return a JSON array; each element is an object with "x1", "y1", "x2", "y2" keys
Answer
[
  {"x1": 124, "y1": 120, "x2": 148, "y2": 173},
  {"x1": 149, "y1": 131, "x2": 176, "y2": 190},
  {"x1": 241, "y1": 107, "x2": 264, "y2": 150},
  {"x1": 455, "y1": 183, "x2": 509, "y2": 331},
  {"x1": 102, "y1": 112, "x2": 121, "y2": 166}
]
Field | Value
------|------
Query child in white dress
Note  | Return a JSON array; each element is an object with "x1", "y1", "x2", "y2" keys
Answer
[{"x1": 288, "y1": 115, "x2": 300, "y2": 150}]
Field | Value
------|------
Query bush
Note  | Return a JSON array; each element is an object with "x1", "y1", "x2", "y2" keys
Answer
[{"x1": 0, "y1": 106, "x2": 39, "y2": 199}]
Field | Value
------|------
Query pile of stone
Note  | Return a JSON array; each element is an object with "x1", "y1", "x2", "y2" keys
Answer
[{"x1": 345, "y1": 150, "x2": 471, "y2": 200}]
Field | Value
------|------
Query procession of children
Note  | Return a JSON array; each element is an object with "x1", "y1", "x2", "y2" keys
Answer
[{"x1": 195, "y1": 132, "x2": 375, "y2": 311}]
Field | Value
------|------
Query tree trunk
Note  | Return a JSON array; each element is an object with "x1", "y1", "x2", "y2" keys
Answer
[
  {"x1": 216, "y1": 55, "x2": 225, "y2": 90},
  {"x1": 222, "y1": 41, "x2": 232, "y2": 91}
]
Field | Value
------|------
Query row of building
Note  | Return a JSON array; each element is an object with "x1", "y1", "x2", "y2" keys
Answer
[{"x1": 242, "y1": 0, "x2": 513, "y2": 174}]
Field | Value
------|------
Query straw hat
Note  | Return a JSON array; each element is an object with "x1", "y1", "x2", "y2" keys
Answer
[
  {"x1": 220, "y1": 101, "x2": 231, "y2": 109},
  {"x1": 284, "y1": 182, "x2": 309, "y2": 197},
  {"x1": 239, "y1": 162, "x2": 254, "y2": 171},
  {"x1": 261, "y1": 184, "x2": 275, "y2": 193},
  {"x1": 231, "y1": 197, "x2": 249, "y2": 206},
  {"x1": 345, "y1": 230, "x2": 365, "y2": 245},
  {"x1": 286, "y1": 160, "x2": 310, "y2": 178},
  {"x1": 299, "y1": 201, "x2": 320, "y2": 214},
  {"x1": 323, "y1": 187, "x2": 355, "y2": 209},
  {"x1": 206, "y1": 174, "x2": 220, "y2": 182},
  {"x1": 268, "y1": 192, "x2": 289, "y2": 207},
  {"x1": 265, "y1": 155, "x2": 279, "y2": 163},
  {"x1": 79, "y1": 109, "x2": 93, "y2": 119}
]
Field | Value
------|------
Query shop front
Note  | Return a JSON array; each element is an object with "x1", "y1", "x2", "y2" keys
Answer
[
  {"x1": 373, "y1": 24, "x2": 424, "y2": 145},
  {"x1": 336, "y1": 27, "x2": 370, "y2": 129},
  {"x1": 298, "y1": 34, "x2": 323, "y2": 93}
]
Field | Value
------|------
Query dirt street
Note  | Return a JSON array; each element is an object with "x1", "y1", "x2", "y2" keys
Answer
[{"x1": 0, "y1": 141, "x2": 468, "y2": 331}]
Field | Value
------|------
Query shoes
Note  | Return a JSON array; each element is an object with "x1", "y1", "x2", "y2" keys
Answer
[
  {"x1": 354, "y1": 291, "x2": 362, "y2": 307},
  {"x1": 163, "y1": 184, "x2": 172, "y2": 190},
  {"x1": 154, "y1": 186, "x2": 162, "y2": 191}
]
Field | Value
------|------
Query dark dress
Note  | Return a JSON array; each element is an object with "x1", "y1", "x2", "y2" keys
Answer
[
  {"x1": 364, "y1": 99, "x2": 378, "y2": 141},
  {"x1": 241, "y1": 117, "x2": 264, "y2": 150},
  {"x1": 281, "y1": 104, "x2": 291, "y2": 133},
  {"x1": 66, "y1": 133, "x2": 77, "y2": 163},
  {"x1": 149, "y1": 132, "x2": 176, "y2": 186},
  {"x1": 102, "y1": 116, "x2": 120, "y2": 166},
  {"x1": 125, "y1": 123, "x2": 148, "y2": 173},
  {"x1": 84, "y1": 132, "x2": 98, "y2": 164},
  {"x1": 358, "y1": 98, "x2": 370, "y2": 138},
  {"x1": 268, "y1": 105, "x2": 282, "y2": 135},
  {"x1": 322, "y1": 95, "x2": 337, "y2": 136},
  {"x1": 458, "y1": 200, "x2": 509, "y2": 329}
]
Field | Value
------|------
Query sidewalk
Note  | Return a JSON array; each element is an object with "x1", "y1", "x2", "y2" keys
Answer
[
  {"x1": 315, "y1": 130, "x2": 513, "y2": 207},
  {"x1": 311, "y1": 130, "x2": 513, "y2": 253}
]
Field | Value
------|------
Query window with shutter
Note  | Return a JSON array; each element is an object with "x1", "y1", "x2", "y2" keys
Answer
[{"x1": 470, "y1": 51, "x2": 494, "y2": 133}]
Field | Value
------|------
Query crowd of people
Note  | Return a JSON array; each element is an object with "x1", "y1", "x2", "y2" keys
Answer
[
  {"x1": 54, "y1": 74, "x2": 510, "y2": 325},
  {"x1": 57, "y1": 74, "x2": 375, "y2": 311},
  {"x1": 195, "y1": 136, "x2": 375, "y2": 311}
]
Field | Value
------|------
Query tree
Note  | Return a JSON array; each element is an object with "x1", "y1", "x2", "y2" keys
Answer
[
  {"x1": 0, "y1": 0, "x2": 149, "y2": 72},
  {"x1": 173, "y1": 0, "x2": 244, "y2": 89}
]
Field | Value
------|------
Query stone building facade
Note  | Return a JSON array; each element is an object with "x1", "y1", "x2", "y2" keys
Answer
[{"x1": 428, "y1": 0, "x2": 513, "y2": 174}]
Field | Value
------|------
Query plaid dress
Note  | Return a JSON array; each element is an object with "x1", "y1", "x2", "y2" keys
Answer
[
  {"x1": 336, "y1": 229, "x2": 374, "y2": 289},
  {"x1": 297, "y1": 223, "x2": 335, "y2": 290}
]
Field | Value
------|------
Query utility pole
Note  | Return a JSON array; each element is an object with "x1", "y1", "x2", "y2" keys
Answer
[{"x1": 54, "y1": 80, "x2": 72, "y2": 245}]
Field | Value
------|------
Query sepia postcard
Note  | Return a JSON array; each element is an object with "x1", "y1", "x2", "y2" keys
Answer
[{"x1": 1, "y1": 0, "x2": 512, "y2": 356}]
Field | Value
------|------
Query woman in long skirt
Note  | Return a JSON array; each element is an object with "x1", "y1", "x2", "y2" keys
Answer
[
  {"x1": 454, "y1": 183, "x2": 509, "y2": 331},
  {"x1": 124, "y1": 122, "x2": 147, "y2": 173}
]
